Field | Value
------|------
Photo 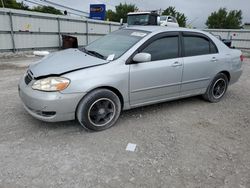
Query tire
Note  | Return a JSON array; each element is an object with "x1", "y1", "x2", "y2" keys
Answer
[
  {"x1": 202, "y1": 73, "x2": 229, "y2": 103},
  {"x1": 76, "y1": 89, "x2": 121, "y2": 131}
]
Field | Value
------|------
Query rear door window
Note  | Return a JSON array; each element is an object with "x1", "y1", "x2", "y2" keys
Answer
[
  {"x1": 183, "y1": 33, "x2": 218, "y2": 57},
  {"x1": 183, "y1": 36, "x2": 210, "y2": 56}
]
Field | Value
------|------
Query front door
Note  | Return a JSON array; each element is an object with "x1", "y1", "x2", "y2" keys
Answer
[{"x1": 129, "y1": 33, "x2": 183, "y2": 106}]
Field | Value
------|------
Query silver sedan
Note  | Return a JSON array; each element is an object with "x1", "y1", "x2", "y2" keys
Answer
[{"x1": 19, "y1": 26, "x2": 243, "y2": 131}]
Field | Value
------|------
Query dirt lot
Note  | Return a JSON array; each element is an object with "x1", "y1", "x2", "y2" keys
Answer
[{"x1": 0, "y1": 57, "x2": 249, "y2": 188}]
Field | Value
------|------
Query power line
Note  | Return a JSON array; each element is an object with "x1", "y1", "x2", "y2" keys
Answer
[
  {"x1": 24, "y1": 0, "x2": 48, "y2": 6},
  {"x1": 24, "y1": 0, "x2": 48, "y2": 7},
  {"x1": 23, "y1": 0, "x2": 87, "y2": 17},
  {"x1": 39, "y1": 0, "x2": 89, "y2": 15},
  {"x1": 97, "y1": 0, "x2": 116, "y2": 8},
  {"x1": 188, "y1": 17, "x2": 199, "y2": 25}
]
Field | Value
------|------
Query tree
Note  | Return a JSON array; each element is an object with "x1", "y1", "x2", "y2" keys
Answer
[
  {"x1": 0, "y1": 0, "x2": 29, "y2": 10},
  {"x1": 0, "y1": 0, "x2": 63, "y2": 15},
  {"x1": 32, "y1": 5, "x2": 63, "y2": 15},
  {"x1": 106, "y1": 3, "x2": 137, "y2": 22},
  {"x1": 162, "y1": 6, "x2": 187, "y2": 27},
  {"x1": 206, "y1": 8, "x2": 242, "y2": 29},
  {"x1": 105, "y1": 9, "x2": 116, "y2": 21}
]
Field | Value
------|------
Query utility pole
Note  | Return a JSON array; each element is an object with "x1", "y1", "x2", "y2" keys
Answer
[{"x1": 1, "y1": 0, "x2": 5, "y2": 8}]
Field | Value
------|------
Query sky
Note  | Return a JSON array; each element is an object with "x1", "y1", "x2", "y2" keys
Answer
[{"x1": 19, "y1": 0, "x2": 250, "y2": 28}]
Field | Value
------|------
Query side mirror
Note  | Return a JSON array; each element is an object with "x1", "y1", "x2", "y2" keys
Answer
[
  {"x1": 157, "y1": 16, "x2": 161, "y2": 25},
  {"x1": 132, "y1": 53, "x2": 151, "y2": 63}
]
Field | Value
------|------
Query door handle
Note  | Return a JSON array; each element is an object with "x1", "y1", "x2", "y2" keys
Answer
[
  {"x1": 171, "y1": 61, "x2": 182, "y2": 67},
  {"x1": 211, "y1": 57, "x2": 218, "y2": 62}
]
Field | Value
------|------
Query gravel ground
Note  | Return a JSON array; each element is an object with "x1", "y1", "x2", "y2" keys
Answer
[{"x1": 0, "y1": 57, "x2": 249, "y2": 188}]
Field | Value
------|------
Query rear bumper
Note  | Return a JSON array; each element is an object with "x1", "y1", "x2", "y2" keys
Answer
[{"x1": 18, "y1": 77, "x2": 86, "y2": 122}]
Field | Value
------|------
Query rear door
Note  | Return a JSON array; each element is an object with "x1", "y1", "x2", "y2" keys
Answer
[
  {"x1": 180, "y1": 32, "x2": 220, "y2": 96},
  {"x1": 129, "y1": 32, "x2": 183, "y2": 106}
]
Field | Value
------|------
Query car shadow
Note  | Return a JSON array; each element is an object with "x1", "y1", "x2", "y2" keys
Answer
[
  {"x1": 121, "y1": 95, "x2": 204, "y2": 117},
  {"x1": 25, "y1": 95, "x2": 205, "y2": 132}
]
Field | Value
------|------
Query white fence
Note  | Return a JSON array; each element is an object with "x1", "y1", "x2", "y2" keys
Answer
[
  {"x1": 204, "y1": 29, "x2": 250, "y2": 50},
  {"x1": 0, "y1": 8, "x2": 250, "y2": 52},
  {"x1": 0, "y1": 8, "x2": 120, "y2": 52}
]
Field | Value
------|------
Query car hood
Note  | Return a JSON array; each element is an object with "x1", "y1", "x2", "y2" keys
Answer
[{"x1": 29, "y1": 49, "x2": 107, "y2": 78}]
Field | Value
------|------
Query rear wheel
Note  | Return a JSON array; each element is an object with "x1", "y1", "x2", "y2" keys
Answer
[
  {"x1": 202, "y1": 73, "x2": 228, "y2": 103},
  {"x1": 76, "y1": 89, "x2": 121, "y2": 131}
]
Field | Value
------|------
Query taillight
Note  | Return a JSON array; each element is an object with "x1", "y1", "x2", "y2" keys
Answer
[{"x1": 240, "y1": 54, "x2": 244, "y2": 62}]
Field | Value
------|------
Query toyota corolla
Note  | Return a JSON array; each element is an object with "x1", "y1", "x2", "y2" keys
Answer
[{"x1": 18, "y1": 26, "x2": 243, "y2": 131}]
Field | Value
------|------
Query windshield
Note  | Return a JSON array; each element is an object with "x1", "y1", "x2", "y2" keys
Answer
[
  {"x1": 127, "y1": 14, "x2": 150, "y2": 25},
  {"x1": 84, "y1": 29, "x2": 149, "y2": 60}
]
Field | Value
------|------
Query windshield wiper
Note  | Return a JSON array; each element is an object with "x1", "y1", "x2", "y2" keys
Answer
[
  {"x1": 88, "y1": 50, "x2": 105, "y2": 59},
  {"x1": 81, "y1": 48, "x2": 105, "y2": 59}
]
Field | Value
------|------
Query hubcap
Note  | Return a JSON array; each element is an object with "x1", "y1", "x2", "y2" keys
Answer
[
  {"x1": 212, "y1": 78, "x2": 226, "y2": 99},
  {"x1": 88, "y1": 98, "x2": 116, "y2": 127}
]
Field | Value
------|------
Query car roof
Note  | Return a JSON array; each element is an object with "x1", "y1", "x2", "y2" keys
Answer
[
  {"x1": 125, "y1": 26, "x2": 205, "y2": 34},
  {"x1": 127, "y1": 12, "x2": 152, "y2": 15},
  {"x1": 123, "y1": 26, "x2": 230, "y2": 53},
  {"x1": 127, "y1": 11, "x2": 158, "y2": 15}
]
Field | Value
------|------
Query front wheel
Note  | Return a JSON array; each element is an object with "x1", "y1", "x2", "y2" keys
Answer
[
  {"x1": 202, "y1": 73, "x2": 229, "y2": 103},
  {"x1": 76, "y1": 89, "x2": 121, "y2": 131}
]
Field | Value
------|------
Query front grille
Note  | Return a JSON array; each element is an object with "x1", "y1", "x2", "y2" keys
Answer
[{"x1": 24, "y1": 71, "x2": 33, "y2": 85}]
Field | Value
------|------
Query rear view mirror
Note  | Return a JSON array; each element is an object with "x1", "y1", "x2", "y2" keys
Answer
[{"x1": 132, "y1": 53, "x2": 151, "y2": 63}]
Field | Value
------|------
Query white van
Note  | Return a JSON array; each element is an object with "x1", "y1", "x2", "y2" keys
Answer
[{"x1": 160, "y1": 15, "x2": 179, "y2": 27}]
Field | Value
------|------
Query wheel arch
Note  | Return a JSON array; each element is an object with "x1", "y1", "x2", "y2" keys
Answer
[
  {"x1": 76, "y1": 86, "x2": 124, "y2": 110},
  {"x1": 75, "y1": 86, "x2": 124, "y2": 121},
  {"x1": 95, "y1": 86, "x2": 124, "y2": 109},
  {"x1": 219, "y1": 71, "x2": 231, "y2": 82}
]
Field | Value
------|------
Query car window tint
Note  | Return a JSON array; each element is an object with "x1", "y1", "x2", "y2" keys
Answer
[
  {"x1": 184, "y1": 36, "x2": 210, "y2": 56},
  {"x1": 210, "y1": 42, "x2": 218, "y2": 54},
  {"x1": 142, "y1": 36, "x2": 179, "y2": 61}
]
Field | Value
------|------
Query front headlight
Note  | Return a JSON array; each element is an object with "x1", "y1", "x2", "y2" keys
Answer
[{"x1": 32, "y1": 77, "x2": 70, "y2": 91}]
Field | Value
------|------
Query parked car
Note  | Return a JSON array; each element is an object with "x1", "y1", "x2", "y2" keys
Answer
[
  {"x1": 160, "y1": 15, "x2": 179, "y2": 27},
  {"x1": 19, "y1": 26, "x2": 243, "y2": 131}
]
